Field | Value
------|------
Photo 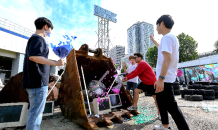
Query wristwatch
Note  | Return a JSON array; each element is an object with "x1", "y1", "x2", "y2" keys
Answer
[{"x1": 159, "y1": 76, "x2": 165, "y2": 80}]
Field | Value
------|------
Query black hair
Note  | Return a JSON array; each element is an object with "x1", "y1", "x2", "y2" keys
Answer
[
  {"x1": 134, "y1": 52, "x2": 143, "y2": 59},
  {"x1": 49, "y1": 75, "x2": 56, "y2": 83},
  {"x1": 156, "y1": 15, "x2": 174, "y2": 29},
  {"x1": 34, "y1": 17, "x2": 53, "y2": 30}
]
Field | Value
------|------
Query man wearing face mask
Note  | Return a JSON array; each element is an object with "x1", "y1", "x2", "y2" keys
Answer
[{"x1": 22, "y1": 17, "x2": 64, "y2": 130}]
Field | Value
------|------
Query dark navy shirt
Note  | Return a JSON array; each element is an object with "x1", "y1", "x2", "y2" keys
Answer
[{"x1": 22, "y1": 34, "x2": 50, "y2": 89}]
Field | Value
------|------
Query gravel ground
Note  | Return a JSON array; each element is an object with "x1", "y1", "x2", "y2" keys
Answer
[{"x1": 2, "y1": 93, "x2": 218, "y2": 130}]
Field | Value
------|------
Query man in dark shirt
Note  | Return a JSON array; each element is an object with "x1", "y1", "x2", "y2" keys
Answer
[{"x1": 22, "y1": 17, "x2": 64, "y2": 130}]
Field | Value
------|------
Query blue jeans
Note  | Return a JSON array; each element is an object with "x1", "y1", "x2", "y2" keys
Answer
[
  {"x1": 26, "y1": 82, "x2": 48, "y2": 130},
  {"x1": 126, "y1": 81, "x2": 137, "y2": 99}
]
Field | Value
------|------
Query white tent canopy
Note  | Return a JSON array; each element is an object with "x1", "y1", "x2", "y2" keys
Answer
[{"x1": 178, "y1": 54, "x2": 218, "y2": 68}]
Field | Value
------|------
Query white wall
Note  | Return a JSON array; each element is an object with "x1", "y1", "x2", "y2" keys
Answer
[
  {"x1": 11, "y1": 53, "x2": 24, "y2": 76},
  {"x1": 0, "y1": 49, "x2": 16, "y2": 58},
  {"x1": 178, "y1": 54, "x2": 218, "y2": 68},
  {"x1": 0, "y1": 30, "x2": 59, "y2": 61},
  {"x1": 0, "y1": 30, "x2": 27, "y2": 54}
]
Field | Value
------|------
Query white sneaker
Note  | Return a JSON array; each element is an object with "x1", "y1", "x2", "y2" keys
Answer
[
  {"x1": 154, "y1": 124, "x2": 171, "y2": 130},
  {"x1": 127, "y1": 106, "x2": 137, "y2": 111},
  {"x1": 158, "y1": 114, "x2": 161, "y2": 120}
]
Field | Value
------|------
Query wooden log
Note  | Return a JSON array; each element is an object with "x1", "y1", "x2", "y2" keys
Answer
[
  {"x1": 120, "y1": 109, "x2": 134, "y2": 119},
  {"x1": 82, "y1": 121, "x2": 99, "y2": 130},
  {"x1": 103, "y1": 119, "x2": 113, "y2": 126},
  {"x1": 88, "y1": 122, "x2": 99, "y2": 130},
  {"x1": 115, "y1": 115, "x2": 124, "y2": 123},
  {"x1": 131, "y1": 110, "x2": 141, "y2": 115}
]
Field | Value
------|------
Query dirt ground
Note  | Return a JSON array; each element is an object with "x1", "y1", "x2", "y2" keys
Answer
[{"x1": 2, "y1": 93, "x2": 218, "y2": 130}]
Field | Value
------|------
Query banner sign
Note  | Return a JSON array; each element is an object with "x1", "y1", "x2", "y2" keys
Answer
[{"x1": 94, "y1": 5, "x2": 117, "y2": 23}]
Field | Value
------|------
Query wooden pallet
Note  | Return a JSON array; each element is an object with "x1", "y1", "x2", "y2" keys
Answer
[{"x1": 86, "y1": 109, "x2": 140, "y2": 129}]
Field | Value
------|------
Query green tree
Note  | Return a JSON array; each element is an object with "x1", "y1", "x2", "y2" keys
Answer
[
  {"x1": 121, "y1": 65, "x2": 128, "y2": 73},
  {"x1": 213, "y1": 40, "x2": 218, "y2": 53},
  {"x1": 114, "y1": 64, "x2": 118, "y2": 69},
  {"x1": 146, "y1": 32, "x2": 198, "y2": 65},
  {"x1": 177, "y1": 32, "x2": 198, "y2": 62},
  {"x1": 146, "y1": 46, "x2": 158, "y2": 67}
]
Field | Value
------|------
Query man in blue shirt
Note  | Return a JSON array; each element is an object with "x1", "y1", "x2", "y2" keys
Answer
[{"x1": 22, "y1": 17, "x2": 64, "y2": 130}]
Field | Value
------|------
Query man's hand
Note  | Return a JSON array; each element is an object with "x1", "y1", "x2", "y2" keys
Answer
[
  {"x1": 150, "y1": 35, "x2": 154, "y2": 41},
  {"x1": 150, "y1": 35, "x2": 159, "y2": 48},
  {"x1": 56, "y1": 59, "x2": 65, "y2": 66},
  {"x1": 154, "y1": 79, "x2": 164, "y2": 93},
  {"x1": 122, "y1": 77, "x2": 128, "y2": 82},
  {"x1": 123, "y1": 62, "x2": 126, "y2": 67}
]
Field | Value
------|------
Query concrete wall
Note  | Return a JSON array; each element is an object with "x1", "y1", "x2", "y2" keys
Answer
[
  {"x1": 0, "y1": 49, "x2": 16, "y2": 58},
  {"x1": 11, "y1": 53, "x2": 24, "y2": 76},
  {"x1": 0, "y1": 27, "x2": 60, "y2": 61},
  {"x1": 0, "y1": 27, "x2": 62, "y2": 77},
  {"x1": 178, "y1": 54, "x2": 218, "y2": 68},
  {"x1": 50, "y1": 65, "x2": 58, "y2": 75},
  {"x1": 0, "y1": 27, "x2": 28, "y2": 54}
]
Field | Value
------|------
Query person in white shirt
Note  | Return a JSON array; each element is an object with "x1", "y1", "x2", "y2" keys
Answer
[
  {"x1": 151, "y1": 15, "x2": 190, "y2": 130},
  {"x1": 123, "y1": 56, "x2": 138, "y2": 99}
]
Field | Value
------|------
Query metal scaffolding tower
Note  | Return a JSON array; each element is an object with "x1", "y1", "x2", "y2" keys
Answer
[
  {"x1": 95, "y1": 17, "x2": 113, "y2": 57},
  {"x1": 93, "y1": 5, "x2": 117, "y2": 57}
]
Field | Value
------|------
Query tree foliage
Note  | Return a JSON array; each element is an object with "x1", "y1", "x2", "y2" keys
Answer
[
  {"x1": 121, "y1": 65, "x2": 128, "y2": 73},
  {"x1": 146, "y1": 46, "x2": 158, "y2": 67},
  {"x1": 177, "y1": 32, "x2": 198, "y2": 62},
  {"x1": 146, "y1": 32, "x2": 199, "y2": 66},
  {"x1": 114, "y1": 64, "x2": 119, "y2": 69}
]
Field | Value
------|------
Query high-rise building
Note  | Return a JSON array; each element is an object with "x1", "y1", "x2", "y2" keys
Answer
[
  {"x1": 121, "y1": 55, "x2": 130, "y2": 69},
  {"x1": 109, "y1": 45, "x2": 125, "y2": 67},
  {"x1": 127, "y1": 21, "x2": 155, "y2": 61}
]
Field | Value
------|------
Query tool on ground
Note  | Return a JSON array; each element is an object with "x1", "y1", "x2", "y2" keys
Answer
[
  {"x1": 81, "y1": 66, "x2": 92, "y2": 115},
  {"x1": 88, "y1": 70, "x2": 109, "y2": 98},
  {"x1": 47, "y1": 66, "x2": 65, "y2": 98}
]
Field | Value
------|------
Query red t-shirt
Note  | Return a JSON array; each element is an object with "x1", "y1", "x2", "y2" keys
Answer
[{"x1": 126, "y1": 61, "x2": 157, "y2": 85}]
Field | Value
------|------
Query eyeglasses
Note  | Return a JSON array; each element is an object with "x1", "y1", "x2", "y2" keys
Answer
[{"x1": 133, "y1": 57, "x2": 136, "y2": 59}]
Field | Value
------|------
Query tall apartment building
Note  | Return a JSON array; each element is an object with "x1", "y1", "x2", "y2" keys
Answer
[
  {"x1": 127, "y1": 21, "x2": 155, "y2": 61},
  {"x1": 120, "y1": 55, "x2": 131, "y2": 69},
  {"x1": 109, "y1": 45, "x2": 125, "y2": 67},
  {"x1": 121, "y1": 21, "x2": 154, "y2": 69}
]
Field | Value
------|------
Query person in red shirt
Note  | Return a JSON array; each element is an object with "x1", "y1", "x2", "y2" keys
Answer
[{"x1": 122, "y1": 53, "x2": 160, "y2": 118}]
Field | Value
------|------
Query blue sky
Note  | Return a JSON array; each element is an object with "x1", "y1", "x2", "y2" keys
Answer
[
  {"x1": 0, "y1": 0, "x2": 218, "y2": 54},
  {"x1": 0, "y1": 0, "x2": 102, "y2": 49}
]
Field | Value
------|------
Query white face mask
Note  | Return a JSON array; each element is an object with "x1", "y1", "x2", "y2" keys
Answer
[
  {"x1": 44, "y1": 31, "x2": 52, "y2": 47},
  {"x1": 44, "y1": 31, "x2": 51, "y2": 37}
]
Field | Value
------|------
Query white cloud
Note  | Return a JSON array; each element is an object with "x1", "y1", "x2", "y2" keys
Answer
[
  {"x1": 100, "y1": 0, "x2": 218, "y2": 54},
  {"x1": 1, "y1": 0, "x2": 217, "y2": 56},
  {"x1": 0, "y1": 0, "x2": 98, "y2": 51},
  {"x1": 0, "y1": 0, "x2": 52, "y2": 30}
]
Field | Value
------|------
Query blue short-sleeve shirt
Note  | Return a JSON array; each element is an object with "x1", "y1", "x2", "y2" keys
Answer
[{"x1": 22, "y1": 34, "x2": 50, "y2": 89}]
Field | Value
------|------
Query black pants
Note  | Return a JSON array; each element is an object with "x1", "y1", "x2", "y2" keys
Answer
[{"x1": 156, "y1": 83, "x2": 190, "y2": 130}]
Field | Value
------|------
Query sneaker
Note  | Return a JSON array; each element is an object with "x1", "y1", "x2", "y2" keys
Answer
[
  {"x1": 158, "y1": 114, "x2": 161, "y2": 120},
  {"x1": 127, "y1": 106, "x2": 137, "y2": 111},
  {"x1": 154, "y1": 124, "x2": 171, "y2": 130}
]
